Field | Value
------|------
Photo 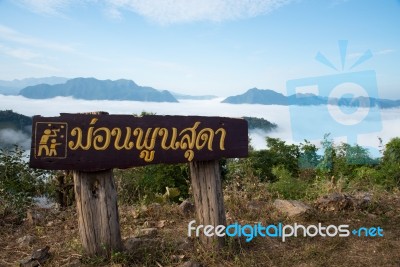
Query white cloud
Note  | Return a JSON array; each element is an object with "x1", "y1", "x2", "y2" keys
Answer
[
  {"x1": 15, "y1": 0, "x2": 72, "y2": 16},
  {"x1": 0, "y1": 24, "x2": 75, "y2": 53},
  {"x1": 12, "y1": 0, "x2": 293, "y2": 24},
  {"x1": 105, "y1": 0, "x2": 293, "y2": 24},
  {"x1": 0, "y1": 129, "x2": 31, "y2": 149},
  {"x1": 0, "y1": 24, "x2": 105, "y2": 64},
  {"x1": 0, "y1": 44, "x2": 39, "y2": 60}
]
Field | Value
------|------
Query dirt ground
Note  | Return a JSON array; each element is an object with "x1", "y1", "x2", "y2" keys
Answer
[{"x1": 1, "y1": 191, "x2": 400, "y2": 267}]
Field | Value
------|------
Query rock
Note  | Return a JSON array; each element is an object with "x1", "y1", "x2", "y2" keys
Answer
[
  {"x1": 315, "y1": 193, "x2": 353, "y2": 212},
  {"x1": 17, "y1": 235, "x2": 35, "y2": 247},
  {"x1": 179, "y1": 200, "x2": 195, "y2": 216},
  {"x1": 273, "y1": 199, "x2": 311, "y2": 217},
  {"x1": 19, "y1": 246, "x2": 50, "y2": 267},
  {"x1": 179, "y1": 261, "x2": 203, "y2": 267},
  {"x1": 123, "y1": 237, "x2": 159, "y2": 252},
  {"x1": 315, "y1": 192, "x2": 373, "y2": 212}
]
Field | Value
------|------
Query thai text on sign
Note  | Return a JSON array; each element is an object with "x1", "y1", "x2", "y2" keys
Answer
[{"x1": 30, "y1": 114, "x2": 248, "y2": 170}]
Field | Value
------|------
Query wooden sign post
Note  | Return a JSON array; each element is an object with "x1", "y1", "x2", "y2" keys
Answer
[
  {"x1": 190, "y1": 160, "x2": 227, "y2": 248},
  {"x1": 30, "y1": 114, "x2": 248, "y2": 255}
]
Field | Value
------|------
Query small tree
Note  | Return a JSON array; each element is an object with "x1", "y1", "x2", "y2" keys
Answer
[
  {"x1": 250, "y1": 137, "x2": 300, "y2": 182},
  {"x1": 299, "y1": 140, "x2": 320, "y2": 169}
]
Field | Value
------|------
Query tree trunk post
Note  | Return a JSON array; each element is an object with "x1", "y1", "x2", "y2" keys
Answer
[
  {"x1": 73, "y1": 169, "x2": 122, "y2": 257},
  {"x1": 189, "y1": 160, "x2": 226, "y2": 249}
]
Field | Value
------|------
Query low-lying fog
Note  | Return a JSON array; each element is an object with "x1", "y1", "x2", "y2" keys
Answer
[{"x1": 1, "y1": 95, "x2": 400, "y2": 157}]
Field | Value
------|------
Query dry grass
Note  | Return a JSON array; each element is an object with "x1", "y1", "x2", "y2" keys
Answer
[{"x1": 1, "y1": 190, "x2": 400, "y2": 266}]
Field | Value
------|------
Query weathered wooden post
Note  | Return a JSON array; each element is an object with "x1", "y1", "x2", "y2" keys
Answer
[
  {"x1": 73, "y1": 169, "x2": 122, "y2": 257},
  {"x1": 190, "y1": 160, "x2": 226, "y2": 248},
  {"x1": 29, "y1": 114, "x2": 248, "y2": 255}
]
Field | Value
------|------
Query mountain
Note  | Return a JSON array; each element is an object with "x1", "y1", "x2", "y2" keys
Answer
[
  {"x1": 0, "y1": 77, "x2": 69, "y2": 95},
  {"x1": 222, "y1": 88, "x2": 287, "y2": 105},
  {"x1": 222, "y1": 88, "x2": 400, "y2": 108},
  {"x1": 19, "y1": 78, "x2": 178, "y2": 102}
]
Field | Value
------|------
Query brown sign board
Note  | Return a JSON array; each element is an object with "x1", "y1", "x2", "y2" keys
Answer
[{"x1": 29, "y1": 114, "x2": 248, "y2": 171}]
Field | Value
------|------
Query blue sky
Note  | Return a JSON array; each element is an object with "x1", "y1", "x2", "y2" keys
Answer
[{"x1": 0, "y1": 0, "x2": 399, "y2": 98}]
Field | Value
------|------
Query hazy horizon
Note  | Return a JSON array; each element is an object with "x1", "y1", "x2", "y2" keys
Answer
[{"x1": 1, "y1": 95, "x2": 399, "y2": 157}]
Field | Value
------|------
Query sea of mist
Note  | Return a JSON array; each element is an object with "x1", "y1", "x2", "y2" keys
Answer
[{"x1": 1, "y1": 95, "x2": 400, "y2": 156}]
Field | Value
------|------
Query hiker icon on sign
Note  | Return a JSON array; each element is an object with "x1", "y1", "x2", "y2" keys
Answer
[{"x1": 35, "y1": 122, "x2": 68, "y2": 159}]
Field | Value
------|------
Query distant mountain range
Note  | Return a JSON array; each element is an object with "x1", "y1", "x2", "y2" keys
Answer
[
  {"x1": 19, "y1": 78, "x2": 178, "y2": 102},
  {"x1": 1, "y1": 77, "x2": 399, "y2": 108},
  {"x1": 222, "y1": 88, "x2": 400, "y2": 108},
  {"x1": 0, "y1": 77, "x2": 217, "y2": 102}
]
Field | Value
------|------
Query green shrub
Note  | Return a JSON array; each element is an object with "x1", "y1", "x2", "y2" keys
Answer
[
  {"x1": 114, "y1": 163, "x2": 189, "y2": 204},
  {"x1": 0, "y1": 146, "x2": 52, "y2": 218},
  {"x1": 379, "y1": 137, "x2": 400, "y2": 189},
  {"x1": 269, "y1": 165, "x2": 308, "y2": 199},
  {"x1": 347, "y1": 166, "x2": 384, "y2": 191},
  {"x1": 305, "y1": 175, "x2": 347, "y2": 200}
]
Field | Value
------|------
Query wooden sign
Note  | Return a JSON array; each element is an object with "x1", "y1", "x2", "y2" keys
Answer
[{"x1": 29, "y1": 114, "x2": 248, "y2": 170}]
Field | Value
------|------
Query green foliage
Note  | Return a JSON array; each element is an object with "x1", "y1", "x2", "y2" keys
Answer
[
  {"x1": 226, "y1": 135, "x2": 399, "y2": 201},
  {"x1": 269, "y1": 165, "x2": 308, "y2": 199},
  {"x1": 317, "y1": 134, "x2": 336, "y2": 174},
  {"x1": 299, "y1": 140, "x2": 320, "y2": 169},
  {"x1": 0, "y1": 146, "x2": 51, "y2": 218},
  {"x1": 382, "y1": 137, "x2": 400, "y2": 164},
  {"x1": 317, "y1": 134, "x2": 377, "y2": 177},
  {"x1": 115, "y1": 163, "x2": 189, "y2": 204},
  {"x1": 378, "y1": 137, "x2": 400, "y2": 188},
  {"x1": 250, "y1": 137, "x2": 300, "y2": 182},
  {"x1": 225, "y1": 157, "x2": 254, "y2": 181},
  {"x1": 348, "y1": 166, "x2": 384, "y2": 191}
]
